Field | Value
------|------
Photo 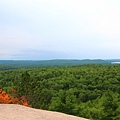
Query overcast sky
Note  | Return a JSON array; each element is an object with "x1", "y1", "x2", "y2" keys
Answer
[{"x1": 0, "y1": 0, "x2": 120, "y2": 60}]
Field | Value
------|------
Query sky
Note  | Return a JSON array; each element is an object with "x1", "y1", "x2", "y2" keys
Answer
[{"x1": 0, "y1": 0, "x2": 120, "y2": 60}]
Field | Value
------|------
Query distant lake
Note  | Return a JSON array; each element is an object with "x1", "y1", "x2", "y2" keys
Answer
[{"x1": 111, "y1": 62, "x2": 120, "y2": 64}]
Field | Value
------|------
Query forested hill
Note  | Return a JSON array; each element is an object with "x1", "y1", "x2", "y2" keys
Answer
[{"x1": 0, "y1": 59, "x2": 116, "y2": 70}]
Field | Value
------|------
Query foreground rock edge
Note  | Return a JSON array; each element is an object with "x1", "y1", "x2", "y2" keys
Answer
[{"x1": 0, "y1": 104, "x2": 89, "y2": 120}]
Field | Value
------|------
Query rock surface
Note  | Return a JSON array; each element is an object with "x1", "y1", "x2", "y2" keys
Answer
[{"x1": 0, "y1": 104, "x2": 89, "y2": 120}]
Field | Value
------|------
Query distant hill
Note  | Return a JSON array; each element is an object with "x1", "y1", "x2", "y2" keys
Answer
[
  {"x1": 0, "y1": 59, "x2": 119, "y2": 70},
  {"x1": 108, "y1": 59, "x2": 120, "y2": 62}
]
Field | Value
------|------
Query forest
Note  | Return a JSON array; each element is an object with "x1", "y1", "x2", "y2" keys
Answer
[{"x1": 0, "y1": 64, "x2": 120, "y2": 120}]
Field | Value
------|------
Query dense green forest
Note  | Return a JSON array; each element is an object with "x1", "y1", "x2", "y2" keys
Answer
[{"x1": 0, "y1": 64, "x2": 120, "y2": 120}]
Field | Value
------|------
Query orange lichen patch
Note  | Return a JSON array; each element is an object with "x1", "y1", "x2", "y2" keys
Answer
[
  {"x1": 21, "y1": 96, "x2": 29, "y2": 106},
  {"x1": 0, "y1": 88, "x2": 29, "y2": 107},
  {"x1": 0, "y1": 89, "x2": 10, "y2": 104}
]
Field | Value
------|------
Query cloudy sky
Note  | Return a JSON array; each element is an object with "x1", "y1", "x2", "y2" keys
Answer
[{"x1": 0, "y1": 0, "x2": 120, "y2": 60}]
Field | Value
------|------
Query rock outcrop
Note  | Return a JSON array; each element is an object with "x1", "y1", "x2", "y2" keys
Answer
[{"x1": 0, "y1": 104, "x2": 89, "y2": 120}]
